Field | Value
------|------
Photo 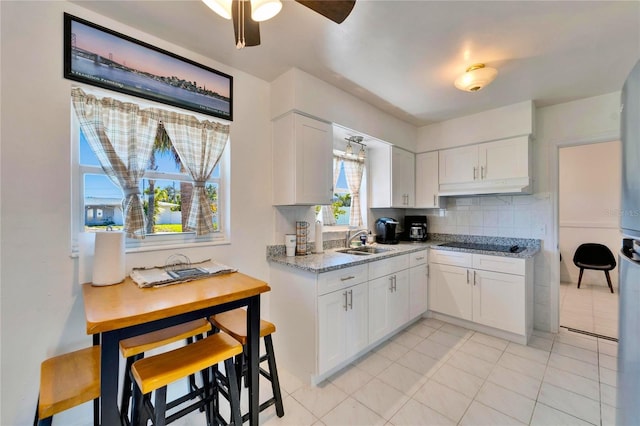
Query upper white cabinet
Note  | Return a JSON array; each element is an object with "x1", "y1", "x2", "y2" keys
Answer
[
  {"x1": 415, "y1": 151, "x2": 442, "y2": 208},
  {"x1": 272, "y1": 112, "x2": 333, "y2": 205},
  {"x1": 370, "y1": 145, "x2": 415, "y2": 208},
  {"x1": 438, "y1": 136, "x2": 532, "y2": 196}
]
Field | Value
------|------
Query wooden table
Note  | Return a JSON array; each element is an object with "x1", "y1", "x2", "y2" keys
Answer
[{"x1": 82, "y1": 272, "x2": 271, "y2": 426}]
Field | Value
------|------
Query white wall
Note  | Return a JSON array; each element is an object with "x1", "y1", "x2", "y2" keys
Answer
[
  {"x1": 559, "y1": 141, "x2": 622, "y2": 288},
  {"x1": 271, "y1": 68, "x2": 417, "y2": 152},
  {"x1": 0, "y1": 2, "x2": 273, "y2": 424}
]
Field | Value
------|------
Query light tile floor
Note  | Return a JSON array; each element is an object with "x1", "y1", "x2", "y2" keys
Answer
[
  {"x1": 560, "y1": 281, "x2": 619, "y2": 339},
  {"x1": 174, "y1": 317, "x2": 619, "y2": 425}
]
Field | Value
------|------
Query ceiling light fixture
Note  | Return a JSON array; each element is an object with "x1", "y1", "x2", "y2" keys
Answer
[
  {"x1": 202, "y1": 0, "x2": 282, "y2": 22},
  {"x1": 454, "y1": 63, "x2": 498, "y2": 92},
  {"x1": 345, "y1": 136, "x2": 366, "y2": 159},
  {"x1": 202, "y1": 0, "x2": 232, "y2": 20}
]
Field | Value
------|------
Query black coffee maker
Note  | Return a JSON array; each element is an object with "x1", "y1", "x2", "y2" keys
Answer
[
  {"x1": 375, "y1": 217, "x2": 399, "y2": 244},
  {"x1": 404, "y1": 215, "x2": 428, "y2": 242}
]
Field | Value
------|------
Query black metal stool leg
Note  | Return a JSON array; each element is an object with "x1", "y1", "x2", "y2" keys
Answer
[
  {"x1": 605, "y1": 270, "x2": 614, "y2": 293},
  {"x1": 225, "y1": 358, "x2": 242, "y2": 426},
  {"x1": 264, "y1": 335, "x2": 285, "y2": 417},
  {"x1": 154, "y1": 386, "x2": 167, "y2": 426},
  {"x1": 577, "y1": 268, "x2": 584, "y2": 288}
]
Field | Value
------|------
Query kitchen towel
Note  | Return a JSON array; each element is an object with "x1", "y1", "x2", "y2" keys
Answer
[
  {"x1": 296, "y1": 221, "x2": 308, "y2": 255},
  {"x1": 92, "y1": 230, "x2": 126, "y2": 286}
]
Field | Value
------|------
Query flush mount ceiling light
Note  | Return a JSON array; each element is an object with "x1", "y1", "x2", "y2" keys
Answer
[
  {"x1": 454, "y1": 63, "x2": 498, "y2": 92},
  {"x1": 202, "y1": 0, "x2": 355, "y2": 49}
]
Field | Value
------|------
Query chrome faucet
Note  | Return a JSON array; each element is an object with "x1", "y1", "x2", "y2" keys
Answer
[{"x1": 346, "y1": 229, "x2": 368, "y2": 247}]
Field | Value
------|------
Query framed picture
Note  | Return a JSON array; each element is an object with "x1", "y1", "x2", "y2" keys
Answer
[{"x1": 64, "y1": 13, "x2": 233, "y2": 121}]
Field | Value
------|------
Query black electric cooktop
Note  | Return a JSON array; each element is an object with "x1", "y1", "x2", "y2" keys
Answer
[{"x1": 438, "y1": 242, "x2": 525, "y2": 254}]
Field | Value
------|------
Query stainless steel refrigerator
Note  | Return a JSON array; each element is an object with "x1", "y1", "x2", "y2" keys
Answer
[{"x1": 618, "y1": 58, "x2": 640, "y2": 425}]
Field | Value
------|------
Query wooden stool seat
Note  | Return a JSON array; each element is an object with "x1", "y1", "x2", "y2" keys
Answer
[
  {"x1": 132, "y1": 332, "x2": 242, "y2": 394},
  {"x1": 35, "y1": 346, "x2": 100, "y2": 424},
  {"x1": 120, "y1": 318, "x2": 212, "y2": 358},
  {"x1": 210, "y1": 309, "x2": 275, "y2": 344},
  {"x1": 131, "y1": 332, "x2": 243, "y2": 425}
]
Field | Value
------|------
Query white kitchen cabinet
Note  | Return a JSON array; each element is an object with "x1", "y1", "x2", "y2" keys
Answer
[
  {"x1": 272, "y1": 112, "x2": 333, "y2": 205},
  {"x1": 429, "y1": 263, "x2": 473, "y2": 320},
  {"x1": 415, "y1": 151, "x2": 442, "y2": 208},
  {"x1": 428, "y1": 249, "x2": 533, "y2": 343},
  {"x1": 318, "y1": 281, "x2": 368, "y2": 374},
  {"x1": 369, "y1": 145, "x2": 415, "y2": 208},
  {"x1": 369, "y1": 269, "x2": 409, "y2": 342},
  {"x1": 392, "y1": 147, "x2": 415, "y2": 207},
  {"x1": 438, "y1": 136, "x2": 531, "y2": 195},
  {"x1": 409, "y1": 250, "x2": 429, "y2": 319},
  {"x1": 438, "y1": 145, "x2": 477, "y2": 185},
  {"x1": 473, "y1": 269, "x2": 524, "y2": 335}
]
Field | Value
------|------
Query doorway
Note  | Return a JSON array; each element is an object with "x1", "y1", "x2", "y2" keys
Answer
[{"x1": 558, "y1": 140, "x2": 621, "y2": 339}]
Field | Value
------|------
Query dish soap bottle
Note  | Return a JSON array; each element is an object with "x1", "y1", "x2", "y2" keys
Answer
[{"x1": 367, "y1": 230, "x2": 374, "y2": 244}]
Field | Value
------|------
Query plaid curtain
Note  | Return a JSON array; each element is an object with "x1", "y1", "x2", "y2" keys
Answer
[
  {"x1": 71, "y1": 88, "x2": 160, "y2": 239},
  {"x1": 321, "y1": 155, "x2": 342, "y2": 225},
  {"x1": 159, "y1": 111, "x2": 229, "y2": 236},
  {"x1": 343, "y1": 157, "x2": 365, "y2": 227}
]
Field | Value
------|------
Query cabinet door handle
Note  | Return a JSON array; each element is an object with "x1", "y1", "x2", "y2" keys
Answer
[
  {"x1": 348, "y1": 289, "x2": 353, "y2": 310},
  {"x1": 426, "y1": 264, "x2": 430, "y2": 277},
  {"x1": 394, "y1": 275, "x2": 397, "y2": 292},
  {"x1": 343, "y1": 291, "x2": 348, "y2": 311},
  {"x1": 416, "y1": 256, "x2": 424, "y2": 261},
  {"x1": 473, "y1": 270, "x2": 477, "y2": 286},
  {"x1": 473, "y1": 166, "x2": 477, "y2": 180},
  {"x1": 433, "y1": 194, "x2": 437, "y2": 206},
  {"x1": 340, "y1": 276, "x2": 355, "y2": 282},
  {"x1": 466, "y1": 269, "x2": 470, "y2": 283},
  {"x1": 481, "y1": 166, "x2": 485, "y2": 179},
  {"x1": 389, "y1": 276, "x2": 394, "y2": 292}
]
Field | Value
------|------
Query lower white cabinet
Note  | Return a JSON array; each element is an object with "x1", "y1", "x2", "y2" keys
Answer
[
  {"x1": 429, "y1": 263, "x2": 472, "y2": 320},
  {"x1": 409, "y1": 250, "x2": 429, "y2": 319},
  {"x1": 429, "y1": 250, "x2": 533, "y2": 343},
  {"x1": 368, "y1": 270, "x2": 409, "y2": 342},
  {"x1": 318, "y1": 281, "x2": 368, "y2": 373},
  {"x1": 270, "y1": 250, "x2": 425, "y2": 384}
]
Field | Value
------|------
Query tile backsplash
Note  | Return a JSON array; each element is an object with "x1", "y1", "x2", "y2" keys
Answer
[{"x1": 425, "y1": 193, "x2": 552, "y2": 239}]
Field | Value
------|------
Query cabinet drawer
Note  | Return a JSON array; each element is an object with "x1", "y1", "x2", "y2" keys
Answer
[
  {"x1": 369, "y1": 254, "x2": 410, "y2": 280},
  {"x1": 473, "y1": 254, "x2": 525, "y2": 276},
  {"x1": 409, "y1": 250, "x2": 428, "y2": 267},
  {"x1": 430, "y1": 249, "x2": 473, "y2": 267},
  {"x1": 317, "y1": 264, "x2": 368, "y2": 296}
]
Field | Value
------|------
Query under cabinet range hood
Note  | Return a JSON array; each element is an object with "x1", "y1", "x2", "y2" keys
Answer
[{"x1": 438, "y1": 176, "x2": 532, "y2": 196}]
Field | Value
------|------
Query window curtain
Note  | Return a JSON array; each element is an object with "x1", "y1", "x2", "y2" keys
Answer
[
  {"x1": 343, "y1": 157, "x2": 365, "y2": 227},
  {"x1": 71, "y1": 88, "x2": 160, "y2": 239},
  {"x1": 158, "y1": 111, "x2": 229, "y2": 236},
  {"x1": 321, "y1": 155, "x2": 342, "y2": 225}
]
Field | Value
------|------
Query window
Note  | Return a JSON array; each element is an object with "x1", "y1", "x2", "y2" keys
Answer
[
  {"x1": 320, "y1": 151, "x2": 367, "y2": 227},
  {"x1": 71, "y1": 88, "x2": 230, "y2": 253}
]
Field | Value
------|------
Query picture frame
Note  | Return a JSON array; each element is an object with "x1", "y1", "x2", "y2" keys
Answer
[{"x1": 64, "y1": 13, "x2": 233, "y2": 121}]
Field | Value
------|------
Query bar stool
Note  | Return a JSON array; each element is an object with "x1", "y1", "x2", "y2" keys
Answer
[
  {"x1": 119, "y1": 318, "x2": 212, "y2": 424},
  {"x1": 131, "y1": 331, "x2": 243, "y2": 426},
  {"x1": 33, "y1": 346, "x2": 100, "y2": 426},
  {"x1": 209, "y1": 309, "x2": 285, "y2": 421}
]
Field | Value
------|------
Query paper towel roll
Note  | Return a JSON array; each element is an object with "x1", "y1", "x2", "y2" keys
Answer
[
  {"x1": 314, "y1": 220, "x2": 324, "y2": 253},
  {"x1": 92, "y1": 231, "x2": 126, "y2": 286}
]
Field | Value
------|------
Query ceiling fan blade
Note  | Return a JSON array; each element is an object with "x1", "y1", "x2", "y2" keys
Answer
[
  {"x1": 232, "y1": 0, "x2": 260, "y2": 47},
  {"x1": 294, "y1": 0, "x2": 355, "y2": 24}
]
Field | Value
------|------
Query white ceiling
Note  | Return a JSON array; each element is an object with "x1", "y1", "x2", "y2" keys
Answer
[{"x1": 72, "y1": 0, "x2": 640, "y2": 126}]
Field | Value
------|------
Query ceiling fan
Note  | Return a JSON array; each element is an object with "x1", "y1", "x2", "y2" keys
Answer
[{"x1": 202, "y1": 0, "x2": 356, "y2": 48}]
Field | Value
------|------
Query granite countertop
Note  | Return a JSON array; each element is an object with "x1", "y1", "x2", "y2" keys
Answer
[{"x1": 267, "y1": 236, "x2": 540, "y2": 274}]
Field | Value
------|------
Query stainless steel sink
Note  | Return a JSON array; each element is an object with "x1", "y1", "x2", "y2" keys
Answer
[{"x1": 336, "y1": 246, "x2": 392, "y2": 255}]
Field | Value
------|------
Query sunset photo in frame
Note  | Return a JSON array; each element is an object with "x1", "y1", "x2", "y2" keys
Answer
[{"x1": 64, "y1": 13, "x2": 233, "y2": 121}]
